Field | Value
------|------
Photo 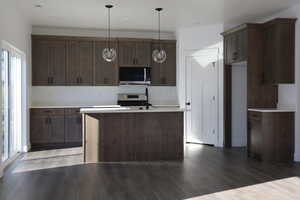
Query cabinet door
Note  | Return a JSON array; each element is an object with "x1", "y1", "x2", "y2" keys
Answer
[
  {"x1": 226, "y1": 34, "x2": 238, "y2": 64},
  {"x1": 236, "y1": 30, "x2": 247, "y2": 62},
  {"x1": 48, "y1": 115, "x2": 65, "y2": 143},
  {"x1": 151, "y1": 42, "x2": 176, "y2": 86},
  {"x1": 66, "y1": 41, "x2": 80, "y2": 85},
  {"x1": 95, "y1": 41, "x2": 118, "y2": 85},
  {"x1": 118, "y1": 41, "x2": 136, "y2": 66},
  {"x1": 65, "y1": 110, "x2": 82, "y2": 144},
  {"x1": 263, "y1": 25, "x2": 276, "y2": 83},
  {"x1": 248, "y1": 114, "x2": 262, "y2": 159},
  {"x1": 32, "y1": 40, "x2": 50, "y2": 85},
  {"x1": 30, "y1": 113, "x2": 49, "y2": 144},
  {"x1": 48, "y1": 40, "x2": 66, "y2": 85},
  {"x1": 67, "y1": 40, "x2": 94, "y2": 85},
  {"x1": 135, "y1": 42, "x2": 151, "y2": 66}
]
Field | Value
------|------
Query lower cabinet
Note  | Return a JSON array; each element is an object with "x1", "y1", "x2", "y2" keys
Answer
[
  {"x1": 65, "y1": 108, "x2": 82, "y2": 144},
  {"x1": 30, "y1": 108, "x2": 82, "y2": 150},
  {"x1": 248, "y1": 111, "x2": 294, "y2": 163}
]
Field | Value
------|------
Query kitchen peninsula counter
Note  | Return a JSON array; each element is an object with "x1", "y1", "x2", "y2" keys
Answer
[{"x1": 81, "y1": 106, "x2": 184, "y2": 162}]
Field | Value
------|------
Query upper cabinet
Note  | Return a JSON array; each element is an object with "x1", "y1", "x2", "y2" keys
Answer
[
  {"x1": 118, "y1": 40, "x2": 151, "y2": 67},
  {"x1": 151, "y1": 41, "x2": 177, "y2": 86},
  {"x1": 223, "y1": 27, "x2": 248, "y2": 65},
  {"x1": 66, "y1": 40, "x2": 94, "y2": 85},
  {"x1": 94, "y1": 40, "x2": 119, "y2": 85},
  {"x1": 32, "y1": 36, "x2": 176, "y2": 86},
  {"x1": 32, "y1": 37, "x2": 66, "y2": 85},
  {"x1": 262, "y1": 19, "x2": 296, "y2": 84}
]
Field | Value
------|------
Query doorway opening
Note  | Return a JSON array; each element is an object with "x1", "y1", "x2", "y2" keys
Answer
[{"x1": 185, "y1": 49, "x2": 220, "y2": 146}]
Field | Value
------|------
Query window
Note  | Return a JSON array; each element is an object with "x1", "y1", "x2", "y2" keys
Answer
[{"x1": 1, "y1": 42, "x2": 23, "y2": 162}]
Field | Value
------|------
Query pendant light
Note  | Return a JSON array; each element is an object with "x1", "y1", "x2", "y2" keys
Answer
[
  {"x1": 103, "y1": 4, "x2": 117, "y2": 62},
  {"x1": 152, "y1": 8, "x2": 167, "y2": 64}
]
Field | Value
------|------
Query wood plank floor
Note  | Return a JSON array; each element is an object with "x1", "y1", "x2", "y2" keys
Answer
[{"x1": 1, "y1": 144, "x2": 300, "y2": 200}]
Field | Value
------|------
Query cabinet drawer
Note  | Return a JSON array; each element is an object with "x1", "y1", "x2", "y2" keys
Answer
[
  {"x1": 31, "y1": 108, "x2": 65, "y2": 116},
  {"x1": 65, "y1": 108, "x2": 81, "y2": 115}
]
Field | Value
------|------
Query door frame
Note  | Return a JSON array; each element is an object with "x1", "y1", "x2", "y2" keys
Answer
[
  {"x1": 184, "y1": 48, "x2": 222, "y2": 147},
  {"x1": 1, "y1": 40, "x2": 28, "y2": 167}
]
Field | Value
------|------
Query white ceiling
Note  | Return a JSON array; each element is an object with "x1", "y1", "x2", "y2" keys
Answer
[{"x1": 17, "y1": 0, "x2": 300, "y2": 32}]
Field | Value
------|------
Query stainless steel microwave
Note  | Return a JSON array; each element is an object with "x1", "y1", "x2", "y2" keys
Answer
[{"x1": 119, "y1": 67, "x2": 151, "y2": 85}]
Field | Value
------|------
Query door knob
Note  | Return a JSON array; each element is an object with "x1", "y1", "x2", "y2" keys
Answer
[{"x1": 186, "y1": 102, "x2": 191, "y2": 106}]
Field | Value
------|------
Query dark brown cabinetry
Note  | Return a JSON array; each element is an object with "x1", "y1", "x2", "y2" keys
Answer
[
  {"x1": 94, "y1": 41, "x2": 118, "y2": 85},
  {"x1": 263, "y1": 19, "x2": 296, "y2": 84},
  {"x1": 66, "y1": 40, "x2": 94, "y2": 85},
  {"x1": 248, "y1": 111, "x2": 294, "y2": 163},
  {"x1": 83, "y1": 112, "x2": 183, "y2": 162},
  {"x1": 30, "y1": 109, "x2": 65, "y2": 148},
  {"x1": 151, "y1": 42, "x2": 177, "y2": 86},
  {"x1": 65, "y1": 108, "x2": 82, "y2": 144},
  {"x1": 223, "y1": 28, "x2": 247, "y2": 65},
  {"x1": 118, "y1": 40, "x2": 151, "y2": 67},
  {"x1": 32, "y1": 35, "x2": 176, "y2": 86},
  {"x1": 30, "y1": 108, "x2": 82, "y2": 150},
  {"x1": 32, "y1": 38, "x2": 66, "y2": 85}
]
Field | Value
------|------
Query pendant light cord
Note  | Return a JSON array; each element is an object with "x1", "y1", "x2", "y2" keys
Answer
[
  {"x1": 108, "y1": 7, "x2": 111, "y2": 49},
  {"x1": 158, "y1": 10, "x2": 161, "y2": 50}
]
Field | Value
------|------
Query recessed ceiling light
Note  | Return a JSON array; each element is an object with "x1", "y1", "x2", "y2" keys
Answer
[{"x1": 34, "y1": 0, "x2": 44, "y2": 8}]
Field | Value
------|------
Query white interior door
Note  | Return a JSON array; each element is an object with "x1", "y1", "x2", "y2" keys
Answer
[{"x1": 186, "y1": 49, "x2": 219, "y2": 145}]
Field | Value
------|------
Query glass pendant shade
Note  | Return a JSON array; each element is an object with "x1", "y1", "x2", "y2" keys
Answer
[
  {"x1": 102, "y1": 47, "x2": 116, "y2": 62},
  {"x1": 152, "y1": 49, "x2": 167, "y2": 64}
]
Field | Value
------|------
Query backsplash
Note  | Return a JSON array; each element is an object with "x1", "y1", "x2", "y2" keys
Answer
[{"x1": 31, "y1": 86, "x2": 178, "y2": 106}]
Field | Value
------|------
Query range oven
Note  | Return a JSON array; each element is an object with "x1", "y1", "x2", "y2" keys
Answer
[{"x1": 119, "y1": 67, "x2": 151, "y2": 85}]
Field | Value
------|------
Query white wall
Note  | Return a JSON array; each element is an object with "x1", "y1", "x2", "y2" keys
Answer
[
  {"x1": 30, "y1": 26, "x2": 178, "y2": 107},
  {"x1": 0, "y1": 0, "x2": 31, "y2": 177},
  {"x1": 176, "y1": 24, "x2": 224, "y2": 147},
  {"x1": 231, "y1": 63, "x2": 247, "y2": 147},
  {"x1": 31, "y1": 86, "x2": 178, "y2": 106}
]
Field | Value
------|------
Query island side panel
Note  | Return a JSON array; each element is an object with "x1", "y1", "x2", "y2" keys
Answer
[{"x1": 84, "y1": 114, "x2": 100, "y2": 163}]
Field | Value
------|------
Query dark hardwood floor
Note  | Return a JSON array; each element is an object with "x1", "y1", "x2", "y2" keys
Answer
[{"x1": 1, "y1": 144, "x2": 300, "y2": 200}]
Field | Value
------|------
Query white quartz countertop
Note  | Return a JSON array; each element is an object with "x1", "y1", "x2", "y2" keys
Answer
[
  {"x1": 248, "y1": 108, "x2": 295, "y2": 113},
  {"x1": 80, "y1": 106, "x2": 184, "y2": 114}
]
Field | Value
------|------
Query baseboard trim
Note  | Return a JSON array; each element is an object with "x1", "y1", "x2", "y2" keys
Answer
[
  {"x1": 294, "y1": 153, "x2": 300, "y2": 162},
  {"x1": 23, "y1": 144, "x2": 31, "y2": 152}
]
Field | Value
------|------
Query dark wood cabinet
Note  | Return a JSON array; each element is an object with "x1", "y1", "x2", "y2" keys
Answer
[
  {"x1": 151, "y1": 41, "x2": 176, "y2": 86},
  {"x1": 263, "y1": 19, "x2": 296, "y2": 84},
  {"x1": 118, "y1": 40, "x2": 151, "y2": 67},
  {"x1": 32, "y1": 39, "x2": 66, "y2": 85},
  {"x1": 66, "y1": 40, "x2": 94, "y2": 85},
  {"x1": 94, "y1": 41, "x2": 118, "y2": 85},
  {"x1": 30, "y1": 108, "x2": 82, "y2": 150},
  {"x1": 30, "y1": 109, "x2": 65, "y2": 148},
  {"x1": 223, "y1": 28, "x2": 247, "y2": 65},
  {"x1": 65, "y1": 109, "x2": 82, "y2": 144},
  {"x1": 248, "y1": 111, "x2": 294, "y2": 163}
]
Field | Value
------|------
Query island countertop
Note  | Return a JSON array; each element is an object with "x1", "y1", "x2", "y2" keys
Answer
[{"x1": 80, "y1": 106, "x2": 184, "y2": 114}]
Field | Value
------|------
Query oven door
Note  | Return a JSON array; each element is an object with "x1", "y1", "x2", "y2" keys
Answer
[{"x1": 119, "y1": 67, "x2": 151, "y2": 85}]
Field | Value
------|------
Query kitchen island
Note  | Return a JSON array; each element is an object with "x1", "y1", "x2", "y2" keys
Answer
[{"x1": 81, "y1": 106, "x2": 184, "y2": 162}]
